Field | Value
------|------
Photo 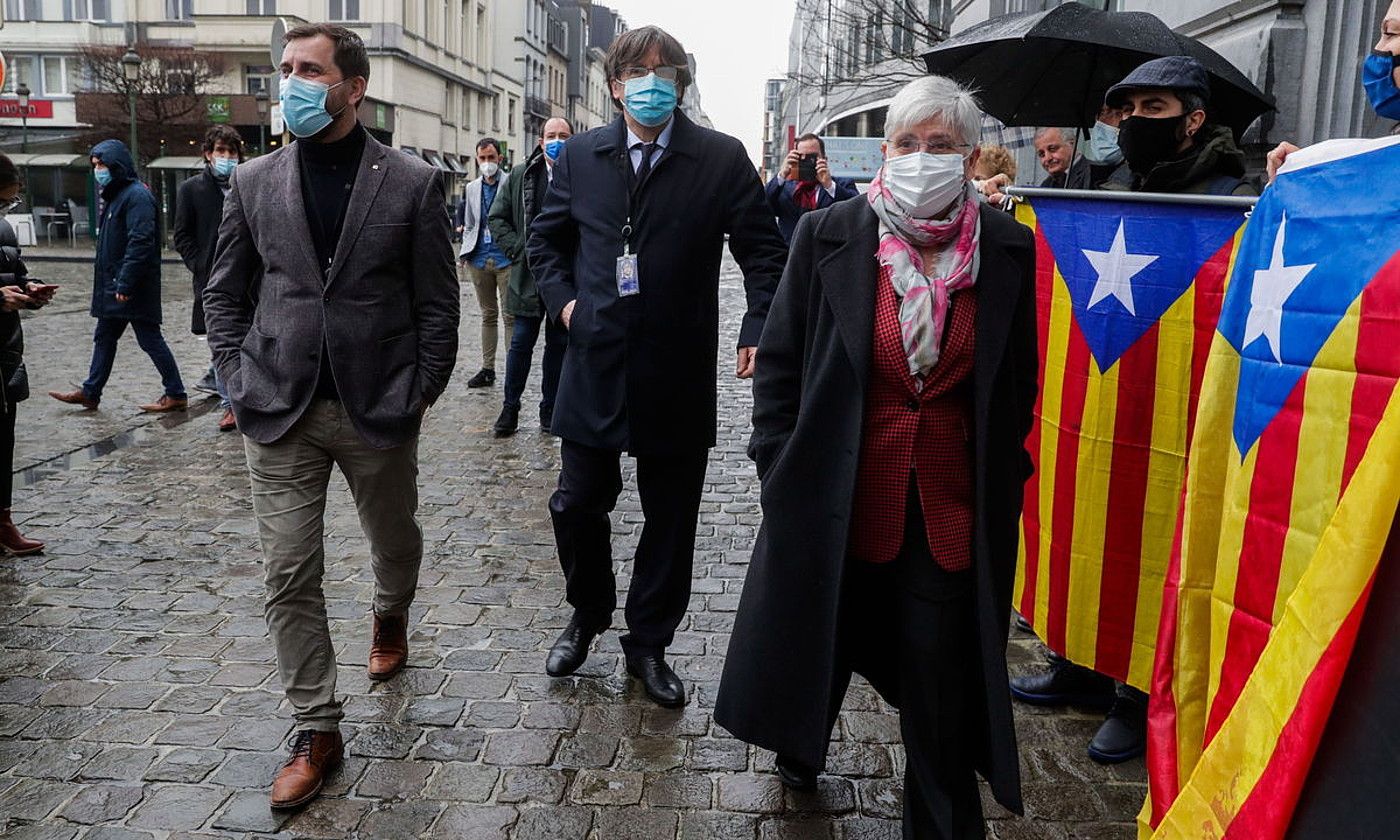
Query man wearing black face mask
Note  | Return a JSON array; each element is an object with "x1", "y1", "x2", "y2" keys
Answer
[
  {"x1": 1011, "y1": 54, "x2": 1258, "y2": 769},
  {"x1": 1101, "y1": 55, "x2": 1256, "y2": 197}
]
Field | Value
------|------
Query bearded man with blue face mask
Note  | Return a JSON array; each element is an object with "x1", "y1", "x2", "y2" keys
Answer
[
  {"x1": 528, "y1": 25, "x2": 787, "y2": 709},
  {"x1": 202, "y1": 23, "x2": 459, "y2": 811}
]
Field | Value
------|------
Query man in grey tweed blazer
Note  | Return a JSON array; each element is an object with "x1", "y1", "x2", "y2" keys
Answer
[{"x1": 203, "y1": 23, "x2": 459, "y2": 810}]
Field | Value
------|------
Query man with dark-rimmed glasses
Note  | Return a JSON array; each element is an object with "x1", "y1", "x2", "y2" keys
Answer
[{"x1": 528, "y1": 25, "x2": 786, "y2": 708}]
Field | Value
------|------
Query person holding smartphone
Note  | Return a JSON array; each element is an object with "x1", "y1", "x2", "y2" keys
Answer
[
  {"x1": 0, "y1": 153, "x2": 57, "y2": 556},
  {"x1": 765, "y1": 132, "x2": 859, "y2": 244}
]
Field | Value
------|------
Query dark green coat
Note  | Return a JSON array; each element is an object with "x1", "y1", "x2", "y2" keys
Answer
[{"x1": 487, "y1": 147, "x2": 548, "y2": 318}]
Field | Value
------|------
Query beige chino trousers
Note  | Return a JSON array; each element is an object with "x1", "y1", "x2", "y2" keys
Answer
[{"x1": 244, "y1": 399, "x2": 423, "y2": 731}]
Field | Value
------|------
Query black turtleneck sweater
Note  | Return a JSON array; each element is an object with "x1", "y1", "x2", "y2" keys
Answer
[{"x1": 297, "y1": 122, "x2": 366, "y2": 399}]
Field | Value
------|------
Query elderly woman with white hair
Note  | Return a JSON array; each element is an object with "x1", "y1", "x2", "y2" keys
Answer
[{"x1": 715, "y1": 74, "x2": 1037, "y2": 838}]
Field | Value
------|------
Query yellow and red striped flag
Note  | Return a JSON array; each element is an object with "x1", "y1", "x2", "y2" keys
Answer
[
  {"x1": 1142, "y1": 136, "x2": 1400, "y2": 838},
  {"x1": 1013, "y1": 194, "x2": 1247, "y2": 690}
]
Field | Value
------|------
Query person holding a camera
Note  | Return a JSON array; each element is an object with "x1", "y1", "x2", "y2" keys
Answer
[{"x1": 765, "y1": 133, "x2": 859, "y2": 245}]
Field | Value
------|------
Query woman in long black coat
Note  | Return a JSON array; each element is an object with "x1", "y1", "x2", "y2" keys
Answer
[{"x1": 715, "y1": 75, "x2": 1037, "y2": 839}]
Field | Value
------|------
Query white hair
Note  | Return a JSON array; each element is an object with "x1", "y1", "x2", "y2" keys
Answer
[
  {"x1": 1034, "y1": 126, "x2": 1077, "y2": 147},
  {"x1": 884, "y1": 75, "x2": 984, "y2": 148}
]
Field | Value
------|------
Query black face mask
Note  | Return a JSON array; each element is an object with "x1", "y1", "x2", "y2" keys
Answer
[{"x1": 1117, "y1": 114, "x2": 1189, "y2": 175}]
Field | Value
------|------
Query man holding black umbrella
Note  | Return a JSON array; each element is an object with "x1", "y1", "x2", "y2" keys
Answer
[{"x1": 1011, "y1": 55, "x2": 1257, "y2": 766}]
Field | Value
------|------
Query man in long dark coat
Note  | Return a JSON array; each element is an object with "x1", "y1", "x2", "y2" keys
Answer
[{"x1": 527, "y1": 25, "x2": 787, "y2": 707}]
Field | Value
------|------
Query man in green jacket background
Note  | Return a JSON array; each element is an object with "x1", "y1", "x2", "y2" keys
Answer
[{"x1": 487, "y1": 116, "x2": 573, "y2": 437}]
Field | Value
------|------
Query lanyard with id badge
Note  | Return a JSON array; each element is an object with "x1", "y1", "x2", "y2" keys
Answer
[{"x1": 616, "y1": 149, "x2": 652, "y2": 298}]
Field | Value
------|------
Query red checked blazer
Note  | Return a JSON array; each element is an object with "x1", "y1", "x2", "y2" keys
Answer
[{"x1": 848, "y1": 266, "x2": 978, "y2": 570}]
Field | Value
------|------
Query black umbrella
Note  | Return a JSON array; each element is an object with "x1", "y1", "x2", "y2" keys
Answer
[{"x1": 922, "y1": 2, "x2": 1274, "y2": 138}]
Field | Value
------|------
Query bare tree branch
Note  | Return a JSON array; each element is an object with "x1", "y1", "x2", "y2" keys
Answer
[
  {"x1": 78, "y1": 42, "x2": 228, "y2": 164},
  {"x1": 789, "y1": 0, "x2": 953, "y2": 94}
]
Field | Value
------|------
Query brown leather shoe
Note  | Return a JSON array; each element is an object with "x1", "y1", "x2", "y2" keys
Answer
[
  {"x1": 49, "y1": 389, "x2": 97, "y2": 410},
  {"x1": 368, "y1": 612, "x2": 409, "y2": 680},
  {"x1": 218, "y1": 408, "x2": 237, "y2": 432},
  {"x1": 0, "y1": 509, "x2": 43, "y2": 556},
  {"x1": 270, "y1": 729, "x2": 343, "y2": 810},
  {"x1": 138, "y1": 395, "x2": 187, "y2": 413}
]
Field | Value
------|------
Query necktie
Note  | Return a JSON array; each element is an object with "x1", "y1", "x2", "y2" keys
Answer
[{"x1": 634, "y1": 142, "x2": 657, "y2": 185}]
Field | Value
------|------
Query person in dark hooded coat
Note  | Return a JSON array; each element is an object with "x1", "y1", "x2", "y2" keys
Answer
[{"x1": 49, "y1": 139, "x2": 188, "y2": 412}]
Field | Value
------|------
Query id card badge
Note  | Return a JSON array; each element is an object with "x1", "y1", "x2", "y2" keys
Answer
[{"x1": 616, "y1": 253, "x2": 640, "y2": 297}]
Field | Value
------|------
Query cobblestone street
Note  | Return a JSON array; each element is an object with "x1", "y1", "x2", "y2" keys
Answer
[{"x1": 0, "y1": 252, "x2": 1145, "y2": 839}]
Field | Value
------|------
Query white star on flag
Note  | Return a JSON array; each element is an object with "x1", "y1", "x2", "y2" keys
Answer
[
  {"x1": 1084, "y1": 220, "x2": 1158, "y2": 316},
  {"x1": 1243, "y1": 213, "x2": 1316, "y2": 364}
]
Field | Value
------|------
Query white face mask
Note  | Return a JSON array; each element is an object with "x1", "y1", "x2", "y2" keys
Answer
[
  {"x1": 480, "y1": 161, "x2": 499, "y2": 179},
  {"x1": 881, "y1": 151, "x2": 967, "y2": 218}
]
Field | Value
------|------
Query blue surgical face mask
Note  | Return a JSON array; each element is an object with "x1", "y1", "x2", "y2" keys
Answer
[
  {"x1": 1085, "y1": 120, "x2": 1124, "y2": 165},
  {"x1": 544, "y1": 138, "x2": 566, "y2": 161},
  {"x1": 1363, "y1": 51, "x2": 1400, "y2": 120},
  {"x1": 93, "y1": 167, "x2": 112, "y2": 188},
  {"x1": 279, "y1": 74, "x2": 346, "y2": 139},
  {"x1": 622, "y1": 73, "x2": 678, "y2": 128},
  {"x1": 212, "y1": 157, "x2": 238, "y2": 178}
]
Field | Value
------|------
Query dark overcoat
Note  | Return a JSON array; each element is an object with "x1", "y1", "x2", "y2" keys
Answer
[
  {"x1": 172, "y1": 167, "x2": 226, "y2": 334},
  {"x1": 713, "y1": 196, "x2": 1038, "y2": 815},
  {"x1": 89, "y1": 140, "x2": 161, "y2": 324},
  {"x1": 527, "y1": 111, "x2": 788, "y2": 455}
]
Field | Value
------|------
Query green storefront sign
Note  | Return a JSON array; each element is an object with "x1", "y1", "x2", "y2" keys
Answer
[
  {"x1": 375, "y1": 103, "x2": 387, "y2": 130},
  {"x1": 206, "y1": 96, "x2": 231, "y2": 124}
]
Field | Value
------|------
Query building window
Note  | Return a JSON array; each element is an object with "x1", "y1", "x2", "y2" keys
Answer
[
  {"x1": 3, "y1": 55, "x2": 37, "y2": 95},
  {"x1": 492, "y1": 94, "x2": 500, "y2": 130},
  {"x1": 41, "y1": 55, "x2": 83, "y2": 97},
  {"x1": 508, "y1": 96, "x2": 517, "y2": 134},
  {"x1": 245, "y1": 64, "x2": 277, "y2": 95},
  {"x1": 330, "y1": 0, "x2": 360, "y2": 20},
  {"x1": 64, "y1": 0, "x2": 109, "y2": 20},
  {"x1": 5, "y1": 0, "x2": 41, "y2": 20},
  {"x1": 246, "y1": 0, "x2": 277, "y2": 13},
  {"x1": 165, "y1": 0, "x2": 192, "y2": 20}
]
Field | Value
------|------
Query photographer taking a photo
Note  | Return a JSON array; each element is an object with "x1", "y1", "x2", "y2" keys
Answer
[{"x1": 765, "y1": 133, "x2": 859, "y2": 244}]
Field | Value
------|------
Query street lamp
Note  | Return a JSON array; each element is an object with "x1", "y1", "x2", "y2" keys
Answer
[
  {"x1": 121, "y1": 48, "x2": 140, "y2": 169},
  {"x1": 255, "y1": 89, "x2": 269, "y2": 155},
  {"x1": 15, "y1": 82, "x2": 30, "y2": 154}
]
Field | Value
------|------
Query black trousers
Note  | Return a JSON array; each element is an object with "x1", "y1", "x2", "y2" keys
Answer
[
  {"x1": 549, "y1": 438, "x2": 708, "y2": 656},
  {"x1": 0, "y1": 402, "x2": 14, "y2": 509},
  {"x1": 832, "y1": 481, "x2": 984, "y2": 840}
]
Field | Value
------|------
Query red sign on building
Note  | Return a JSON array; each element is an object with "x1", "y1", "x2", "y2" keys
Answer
[{"x1": 0, "y1": 100, "x2": 54, "y2": 119}]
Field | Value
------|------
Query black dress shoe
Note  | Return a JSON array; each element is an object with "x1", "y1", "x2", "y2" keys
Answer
[
  {"x1": 1088, "y1": 685, "x2": 1147, "y2": 764},
  {"x1": 540, "y1": 409, "x2": 553, "y2": 434},
  {"x1": 775, "y1": 755, "x2": 818, "y2": 790},
  {"x1": 466, "y1": 368, "x2": 496, "y2": 388},
  {"x1": 1009, "y1": 654, "x2": 1115, "y2": 709},
  {"x1": 546, "y1": 617, "x2": 606, "y2": 677},
  {"x1": 492, "y1": 405, "x2": 519, "y2": 437},
  {"x1": 625, "y1": 653, "x2": 686, "y2": 707}
]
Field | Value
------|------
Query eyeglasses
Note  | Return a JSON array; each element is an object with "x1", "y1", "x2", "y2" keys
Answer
[
  {"x1": 616, "y1": 65, "x2": 682, "y2": 82},
  {"x1": 892, "y1": 137, "x2": 974, "y2": 157}
]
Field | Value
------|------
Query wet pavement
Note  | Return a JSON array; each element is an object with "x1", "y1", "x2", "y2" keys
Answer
[{"x1": 0, "y1": 254, "x2": 1144, "y2": 838}]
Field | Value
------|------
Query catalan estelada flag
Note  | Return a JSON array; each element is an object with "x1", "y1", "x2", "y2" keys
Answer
[
  {"x1": 1142, "y1": 136, "x2": 1400, "y2": 839},
  {"x1": 1014, "y1": 194, "x2": 1247, "y2": 690}
]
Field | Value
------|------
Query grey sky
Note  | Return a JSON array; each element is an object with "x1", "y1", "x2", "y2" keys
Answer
[{"x1": 602, "y1": 0, "x2": 797, "y2": 167}]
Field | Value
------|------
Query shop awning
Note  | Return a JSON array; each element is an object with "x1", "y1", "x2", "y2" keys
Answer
[
  {"x1": 10, "y1": 153, "x2": 88, "y2": 167},
  {"x1": 422, "y1": 151, "x2": 452, "y2": 172},
  {"x1": 146, "y1": 156, "x2": 204, "y2": 170}
]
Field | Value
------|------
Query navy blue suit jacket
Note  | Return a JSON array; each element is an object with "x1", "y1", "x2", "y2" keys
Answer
[
  {"x1": 764, "y1": 176, "x2": 859, "y2": 244},
  {"x1": 527, "y1": 111, "x2": 787, "y2": 455}
]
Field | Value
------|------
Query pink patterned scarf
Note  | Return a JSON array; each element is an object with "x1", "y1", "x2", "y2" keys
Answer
[{"x1": 867, "y1": 171, "x2": 982, "y2": 383}]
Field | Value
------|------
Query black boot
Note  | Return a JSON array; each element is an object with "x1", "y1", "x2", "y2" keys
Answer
[
  {"x1": 1087, "y1": 684, "x2": 1147, "y2": 764},
  {"x1": 625, "y1": 652, "x2": 686, "y2": 707},
  {"x1": 1009, "y1": 653, "x2": 1115, "y2": 709},
  {"x1": 545, "y1": 615, "x2": 607, "y2": 677},
  {"x1": 466, "y1": 368, "x2": 496, "y2": 388},
  {"x1": 775, "y1": 755, "x2": 818, "y2": 790},
  {"x1": 492, "y1": 404, "x2": 519, "y2": 437}
]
